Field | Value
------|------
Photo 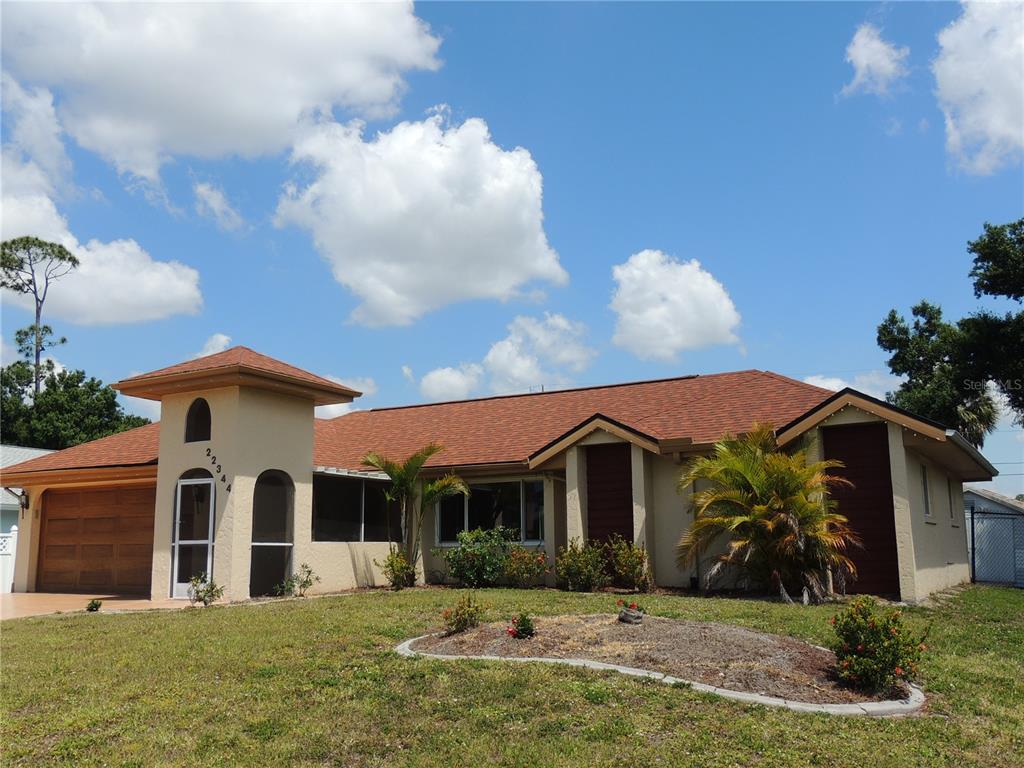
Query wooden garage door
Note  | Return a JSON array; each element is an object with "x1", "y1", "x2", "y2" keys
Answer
[
  {"x1": 822, "y1": 423, "x2": 901, "y2": 599},
  {"x1": 38, "y1": 486, "x2": 156, "y2": 594},
  {"x1": 586, "y1": 443, "x2": 634, "y2": 544}
]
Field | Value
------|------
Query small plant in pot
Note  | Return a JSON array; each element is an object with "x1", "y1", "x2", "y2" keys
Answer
[
  {"x1": 616, "y1": 598, "x2": 644, "y2": 624},
  {"x1": 85, "y1": 599, "x2": 102, "y2": 612}
]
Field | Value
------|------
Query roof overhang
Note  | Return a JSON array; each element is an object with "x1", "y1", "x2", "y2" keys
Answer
[
  {"x1": 527, "y1": 413, "x2": 660, "y2": 469},
  {"x1": 113, "y1": 365, "x2": 359, "y2": 406},
  {"x1": 0, "y1": 463, "x2": 158, "y2": 489},
  {"x1": 776, "y1": 388, "x2": 997, "y2": 482}
]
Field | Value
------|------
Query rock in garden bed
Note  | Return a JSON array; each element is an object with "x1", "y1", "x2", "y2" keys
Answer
[{"x1": 411, "y1": 614, "x2": 908, "y2": 705}]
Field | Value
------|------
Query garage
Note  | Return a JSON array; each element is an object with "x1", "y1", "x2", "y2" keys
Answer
[{"x1": 37, "y1": 486, "x2": 156, "y2": 594}]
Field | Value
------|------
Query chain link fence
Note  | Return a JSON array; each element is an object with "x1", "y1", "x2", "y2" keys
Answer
[{"x1": 966, "y1": 506, "x2": 1024, "y2": 587}]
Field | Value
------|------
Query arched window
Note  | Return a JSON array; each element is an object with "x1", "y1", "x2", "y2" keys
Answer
[
  {"x1": 249, "y1": 470, "x2": 294, "y2": 597},
  {"x1": 184, "y1": 398, "x2": 211, "y2": 443}
]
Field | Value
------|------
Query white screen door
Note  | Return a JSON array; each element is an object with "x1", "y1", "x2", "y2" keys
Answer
[{"x1": 172, "y1": 478, "x2": 216, "y2": 598}]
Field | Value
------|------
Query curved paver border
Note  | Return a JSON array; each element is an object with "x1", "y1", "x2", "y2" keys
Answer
[{"x1": 395, "y1": 635, "x2": 925, "y2": 717}]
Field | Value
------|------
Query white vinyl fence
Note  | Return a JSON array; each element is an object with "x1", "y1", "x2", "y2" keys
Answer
[{"x1": 0, "y1": 525, "x2": 18, "y2": 593}]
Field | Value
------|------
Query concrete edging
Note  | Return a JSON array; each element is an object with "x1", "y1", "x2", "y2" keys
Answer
[{"x1": 395, "y1": 635, "x2": 925, "y2": 717}]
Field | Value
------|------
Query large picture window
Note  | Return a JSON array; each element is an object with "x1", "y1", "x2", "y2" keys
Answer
[
  {"x1": 312, "y1": 475, "x2": 401, "y2": 543},
  {"x1": 438, "y1": 479, "x2": 544, "y2": 545}
]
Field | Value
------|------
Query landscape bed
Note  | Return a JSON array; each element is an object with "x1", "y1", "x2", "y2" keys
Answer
[
  {"x1": 1, "y1": 585, "x2": 1021, "y2": 767},
  {"x1": 407, "y1": 614, "x2": 905, "y2": 705}
]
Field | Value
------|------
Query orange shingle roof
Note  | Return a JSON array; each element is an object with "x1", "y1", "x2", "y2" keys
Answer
[
  {"x1": 117, "y1": 346, "x2": 351, "y2": 392},
  {"x1": 314, "y1": 370, "x2": 833, "y2": 471},
  {"x1": 0, "y1": 423, "x2": 160, "y2": 476},
  {"x1": 4, "y1": 370, "x2": 834, "y2": 479}
]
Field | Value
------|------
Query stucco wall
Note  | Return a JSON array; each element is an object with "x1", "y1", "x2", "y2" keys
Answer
[{"x1": 904, "y1": 448, "x2": 970, "y2": 598}]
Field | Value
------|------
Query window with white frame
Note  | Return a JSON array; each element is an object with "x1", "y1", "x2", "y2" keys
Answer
[
  {"x1": 312, "y1": 475, "x2": 401, "y2": 543},
  {"x1": 921, "y1": 464, "x2": 931, "y2": 517},
  {"x1": 437, "y1": 479, "x2": 544, "y2": 544}
]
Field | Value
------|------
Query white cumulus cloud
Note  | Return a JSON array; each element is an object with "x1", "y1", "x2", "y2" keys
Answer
[
  {"x1": 610, "y1": 250, "x2": 741, "y2": 362},
  {"x1": 1, "y1": 2, "x2": 441, "y2": 181},
  {"x1": 0, "y1": 72, "x2": 70, "y2": 194},
  {"x1": 275, "y1": 111, "x2": 567, "y2": 326},
  {"x1": 803, "y1": 370, "x2": 904, "y2": 401},
  {"x1": 316, "y1": 375, "x2": 379, "y2": 419},
  {"x1": 193, "y1": 183, "x2": 244, "y2": 232},
  {"x1": 420, "y1": 364, "x2": 484, "y2": 402},
  {"x1": 484, "y1": 313, "x2": 595, "y2": 394},
  {"x1": 194, "y1": 333, "x2": 232, "y2": 359},
  {"x1": 841, "y1": 23, "x2": 910, "y2": 97},
  {"x1": 933, "y1": 2, "x2": 1024, "y2": 175}
]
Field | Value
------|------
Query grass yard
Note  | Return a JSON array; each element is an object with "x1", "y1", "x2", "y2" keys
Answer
[{"x1": 1, "y1": 585, "x2": 1022, "y2": 767}]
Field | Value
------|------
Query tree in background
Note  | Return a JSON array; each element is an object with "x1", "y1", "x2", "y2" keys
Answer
[
  {"x1": 1, "y1": 237, "x2": 79, "y2": 394},
  {"x1": 1, "y1": 364, "x2": 149, "y2": 450},
  {"x1": 878, "y1": 219, "x2": 1023, "y2": 447}
]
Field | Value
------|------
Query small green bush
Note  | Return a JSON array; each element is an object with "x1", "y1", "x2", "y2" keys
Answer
[
  {"x1": 442, "y1": 592, "x2": 486, "y2": 635},
  {"x1": 506, "y1": 612, "x2": 535, "y2": 639},
  {"x1": 273, "y1": 562, "x2": 321, "y2": 597},
  {"x1": 375, "y1": 547, "x2": 416, "y2": 590},
  {"x1": 85, "y1": 599, "x2": 102, "y2": 612},
  {"x1": 187, "y1": 573, "x2": 225, "y2": 607},
  {"x1": 555, "y1": 539, "x2": 610, "y2": 592},
  {"x1": 831, "y1": 596, "x2": 929, "y2": 693},
  {"x1": 606, "y1": 534, "x2": 651, "y2": 592},
  {"x1": 504, "y1": 546, "x2": 549, "y2": 588},
  {"x1": 436, "y1": 526, "x2": 518, "y2": 587}
]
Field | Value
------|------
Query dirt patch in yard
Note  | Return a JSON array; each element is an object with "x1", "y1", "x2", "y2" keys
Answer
[{"x1": 411, "y1": 614, "x2": 906, "y2": 705}]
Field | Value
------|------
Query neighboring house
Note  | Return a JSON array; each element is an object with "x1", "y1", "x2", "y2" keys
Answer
[
  {"x1": 963, "y1": 486, "x2": 1024, "y2": 587},
  {"x1": 0, "y1": 347, "x2": 997, "y2": 604},
  {"x1": 1, "y1": 445, "x2": 53, "y2": 593}
]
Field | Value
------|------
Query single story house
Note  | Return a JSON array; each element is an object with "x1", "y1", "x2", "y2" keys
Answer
[{"x1": 0, "y1": 347, "x2": 996, "y2": 603}]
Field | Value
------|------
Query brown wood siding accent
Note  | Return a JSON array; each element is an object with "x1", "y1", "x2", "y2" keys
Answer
[
  {"x1": 37, "y1": 486, "x2": 156, "y2": 594},
  {"x1": 822, "y1": 423, "x2": 900, "y2": 599},
  {"x1": 585, "y1": 443, "x2": 633, "y2": 544}
]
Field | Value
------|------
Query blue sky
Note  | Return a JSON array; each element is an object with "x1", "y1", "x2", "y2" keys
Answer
[{"x1": 2, "y1": 2, "x2": 1021, "y2": 494}]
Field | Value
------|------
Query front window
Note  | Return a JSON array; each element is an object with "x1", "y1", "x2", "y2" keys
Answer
[
  {"x1": 438, "y1": 479, "x2": 544, "y2": 545},
  {"x1": 312, "y1": 475, "x2": 401, "y2": 543}
]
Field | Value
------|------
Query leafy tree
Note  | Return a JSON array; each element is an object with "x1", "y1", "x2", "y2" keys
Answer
[
  {"x1": 0, "y1": 364, "x2": 149, "y2": 450},
  {"x1": 362, "y1": 443, "x2": 469, "y2": 579},
  {"x1": 969, "y1": 219, "x2": 1023, "y2": 301},
  {"x1": 1, "y1": 237, "x2": 79, "y2": 394},
  {"x1": 877, "y1": 302, "x2": 997, "y2": 447},
  {"x1": 676, "y1": 424, "x2": 859, "y2": 605},
  {"x1": 878, "y1": 219, "x2": 1024, "y2": 442}
]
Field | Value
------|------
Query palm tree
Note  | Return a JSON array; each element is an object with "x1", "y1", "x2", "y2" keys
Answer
[
  {"x1": 675, "y1": 424, "x2": 859, "y2": 604},
  {"x1": 362, "y1": 443, "x2": 468, "y2": 579}
]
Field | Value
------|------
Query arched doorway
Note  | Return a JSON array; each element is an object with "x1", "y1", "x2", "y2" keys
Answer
[
  {"x1": 172, "y1": 468, "x2": 215, "y2": 598},
  {"x1": 250, "y1": 470, "x2": 294, "y2": 597}
]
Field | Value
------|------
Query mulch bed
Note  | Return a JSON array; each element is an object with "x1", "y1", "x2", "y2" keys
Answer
[{"x1": 411, "y1": 614, "x2": 906, "y2": 704}]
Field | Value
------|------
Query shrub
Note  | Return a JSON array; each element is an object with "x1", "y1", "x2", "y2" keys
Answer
[
  {"x1": 273, "y1": 562, "x2": 321, "y2": 597},
  {"x1": 375, "y1": 547, "x2": 416, "y2": 590},
  {"x1": 555, "y1": 539, "x2": 610, "y2": 592},
  {"x1": 436, "y1": 526, "x2": 517, "y2": 588},
  {"x1": 85, "y1": 599, "x2": 102, "y2": 612},
  {"x1": 442, "y1": 592, "x2": 486, "y2": 635},
  {"x1": 188, "y1": 573, "x2": 225, "y2": 607},
  {"x1": 831, "y1": 596, "x2": 929, "y2": 693},
  {"x1": 607, "y1": 534, "x2": 651, "y2": 592},
  {"x1": 506, "y1": 612, "x2": 535, "y2": 639},
  {"x1": 504, "y1": 546, "x2": 549, "y2": 588}
]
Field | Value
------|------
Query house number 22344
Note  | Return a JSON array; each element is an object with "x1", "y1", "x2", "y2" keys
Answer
[{"x1": 205, "y1": 447, "x2": 232, "y2": 493}]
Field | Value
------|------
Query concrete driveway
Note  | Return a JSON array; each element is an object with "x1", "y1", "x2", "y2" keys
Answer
[{"x1": 1, "y1": 592, "x2": 185, "y2": 620}]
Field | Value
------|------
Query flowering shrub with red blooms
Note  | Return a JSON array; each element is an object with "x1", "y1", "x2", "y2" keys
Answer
[
  {"x1": 507, "y1": 612, "x2": 535, "y2": 639},
  {"x1": 607, "y1": 534, "x2": 651, "y2": 592},
  {"x1": 831, "y1": 596, "x2": 929, "y2": 693},
  {"x1": 615, "y1": 598, "x2": 644, "y2": 613},
  {"x1": 441, "y1": 593, "x2": 486, "y2": 636},
  {"x1": 504, "y1": 546, "x2": 550, "y2": 588}
]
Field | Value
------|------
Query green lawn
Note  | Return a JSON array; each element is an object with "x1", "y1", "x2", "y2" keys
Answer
[{"x1": 2, "y1": 585, "x2": 1022, "y2": 767}]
